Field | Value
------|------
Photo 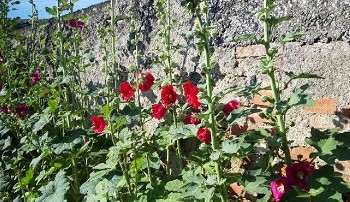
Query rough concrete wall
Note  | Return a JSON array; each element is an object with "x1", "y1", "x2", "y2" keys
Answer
[{"x1": 70, "y1": 0, "x2": 350, "y2": 147}]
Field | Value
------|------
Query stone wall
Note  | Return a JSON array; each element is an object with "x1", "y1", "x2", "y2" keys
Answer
[{"x1": 69, "y1": 0, "x2": 350, "y2": 148}]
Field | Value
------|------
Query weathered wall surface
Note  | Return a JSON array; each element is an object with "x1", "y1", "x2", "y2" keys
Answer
[{"x1": 71, "y1": 0, "x2": 350, "y2": 148}]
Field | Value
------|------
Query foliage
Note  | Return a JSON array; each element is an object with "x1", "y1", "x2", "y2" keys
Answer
[{"x1": 0, "y1": 0, "x2": 348, "y2": 201}]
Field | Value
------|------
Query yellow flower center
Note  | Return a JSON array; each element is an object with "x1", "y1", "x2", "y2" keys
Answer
[{"x1": 277, "y1": 184, "x2": 284, "y2": 192}]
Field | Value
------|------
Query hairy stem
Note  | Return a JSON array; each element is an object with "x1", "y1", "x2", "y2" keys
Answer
[{"x1": 263, "y1": 0, "x2": 292, "y2": 165}]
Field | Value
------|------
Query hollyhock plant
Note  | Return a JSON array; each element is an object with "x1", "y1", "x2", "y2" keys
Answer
[
  {"x1": 138, "y1": 72, "x2": 155, "y2": 91},
  {"x1": 286, "y1": 161, "x2": 314, "y2": 191},
  {"x1": 31, "y1": 69, "x2": 40, "y2": 83},
  {"x1": 270, "y1": 177, "x2": 290, "y2": 202},
  {"x1": 223, "y1": 99, "x2": 240, "y2": 116},
  {"x1": 152, "y1": 104, "x2": 167, "y2": 120},
  {"x1": 119, "y1": 81, "x2": 135, "y2": 101},
  {"x1": 183, "y1": 114, "x2": 201, "y2": 125},
  {"x1": 67, "y1": 19, "x2": 85, "y2": 28},
  {"x1": 90, "y1": 115, "x2": 107, "y2": 134},
  {"x1": 161, "y1": 85, "x2": 178, "y2": 106},
  {"x1": 1, "y1": 105, "x2": 10, "y2": 114},
  {"x1": 183, "y1": 81, "x2": 200, "y2": 109},
  {"x1": 15, "y1": 104, "x2": 28, "y2": 119},
  {"x1": 196, "y1": 127, "x2": 211, "y2": 144}
]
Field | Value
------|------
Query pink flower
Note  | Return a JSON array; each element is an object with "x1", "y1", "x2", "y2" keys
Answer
[
  {"x1": 1, "y1": 105, "x2": 10, "y2": 114},
  {"x1": 15, "y1": 104, "x2": 28, "y2": 119},
  {"x1": 90, "y1": 115, "x2": 107, "y2": 134},
  {"x1": 286, "y1": 161, "x2": 314, "y2": 192},
  {"x1": 223, "y1": 99, "x2": 240, "y2": 116},
  {"x1": 138, "y1": 72, "x2": 155, "y2": 91},
  {"x1": 152, "y1": 104, "x2": 167, "y2": 120},
  {"x1": 196, "y1": 128, "x2": 211, "y2": 144},
  {"x1": 270, "y1": 177, "x2": 290, "y2": 202},
  {"x1": 31, "y1": 69, "x2": 40, "y2": 83},
  {"x1": 161, "y1": 85, "x2": 178, "y2": 106},
  {"x1": 119, "y1": 81, "x2": 135, "y2": 101},
  {"x1": 183, "y1": 81, "x2": 200, "y2": 109},
  {"x1": 67, "y1": 19, "x2": 85, "y2": 28},
  {"x1": 183, "y1": 114, "x2": 201, "y2": 125}
]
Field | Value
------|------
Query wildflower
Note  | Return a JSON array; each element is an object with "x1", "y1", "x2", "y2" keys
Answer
[
  {"x1": 67, "y1": 19, "x2": 85, "y2": 28},
  {"x1": 223, "y1": 99, "x2": 240, "y2": 116},
  {"x1": 183, "y1": 114, "x2": 201, "y2": 125},
  {"x1": 196, "y1": 128, "x2": 211, "y2": 144},
  {"x1": 119, "y1": 81, "x2": 135, "y2": 101},
  {"x1": 31, "y1": 69, "x2": 40, "y2": 83},
  {"x1": 161, "y1": 85, "x2": 178, "y2": 106},
  {"x1": 152, "y1": 104, "x2": 167, "y2": 120},
  {"x1": 286, "y1": 161, "x2": 314, "y2": 191},
  {"x1": 183, "y1": 81, "x2": 200, "y2": 109},
  {"x1": 1, "y1": 105, "x2": 10, "y2": 114},
  {"x1": 138, "y1": 72, "x2": 155, "y2": 91},
  {"x1": 15, "y1": 104, "x2": 28, "y2": 119},
  {"x1": 90, "y1": 115, "x2": 107, "y2": 134},
  {"x1": 270, "y1": 177, "x2": 290, "y2": 202}
]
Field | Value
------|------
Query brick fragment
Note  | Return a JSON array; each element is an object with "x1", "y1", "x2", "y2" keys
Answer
[
  {"x1": 253, "y1": 90, "x2": 273, "y2": 108},
  {"x1": 248, "y1": 112, "x2": 272, "y2": 123},
  {"x1": 304, "y1": 98, "x2": 337, "y2": 115},
  {"x1": 235, "y1": 45, "x2": 265, "y2": 58},
  {"x1": 290, "y1": 146, "x2": 315, "y2": 161}
]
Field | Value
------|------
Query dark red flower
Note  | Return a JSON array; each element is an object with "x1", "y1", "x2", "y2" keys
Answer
[
  {"x1": 270, "y1": 177, "x2": 290, "y2": 202},
  {"x1": 119, "y1": 81, "x2": 135, "y2": 101},
  {"x1": 161, "y1": 85, "x2": 178, "y2": 106},
  {"x1": 138, "y1": 72, "x2": 155, "y2": 91},
  {"x1": 1, "y1": 105, "x2": 10, "y2": 114},
  {"x1": 0, "y1": 84, "x2": 2, "y2": 91},
  {"x1": 152, "y1": 104, "x2": 167, "y2": 120},
  {"x1": 67, "y1": 19, "x2": 85, "y2": 28},
  {"x1": 183, "y1": 114, "x2": 201, "y2": 125},
  {"x1": 196, "y1": 128, "x2": 211, "y2": 144},
  {"x1": 31, "y1": 69, "x2": 40, "y2": 83},
  {"x1": 15, "y1": 104, "x2": 28, "y2": 119},
  {"x1": 286, "y1": 161, "x2": 314, "y2": 192},
  {"x1": 223, "y1": 99, "x2": 240, "y2": 116},
  {"x1": 90, "y1": 115, "x2": 107, "y2": 134},
  {"x1": 183, "y1": 81, "x2": 200, "y2": 109}
]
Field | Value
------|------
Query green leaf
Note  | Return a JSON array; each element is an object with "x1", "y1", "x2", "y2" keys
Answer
[
  {"x1": 20, "y1": 168, "x2": 34, "y2": 186},
  {"x1": 288, "y1": 83, "x2": 315, "y2": 107},
  {"x1": 33, "y1": 114, "x2": 52, "y2": 133},
  {"x1": 226, "y1": 108, "x2": 261, "y2": 125},
  {"x1": 164, "y1": 179, "x2": 183, "y2": 192},
  {"x1": 280, "y1": 31, "x2": 306, "y2": 43},
  {"x1": 35, "y1": 170, "x2": 69, "y2": 202}
]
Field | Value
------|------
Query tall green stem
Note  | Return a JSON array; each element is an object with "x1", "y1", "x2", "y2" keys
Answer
[
  {"x1": 263, "y1": 0, "x2": 292, "y2": 165},
  {"x1": 197, "y1": 14, "x2": 226, "y2": 202}
]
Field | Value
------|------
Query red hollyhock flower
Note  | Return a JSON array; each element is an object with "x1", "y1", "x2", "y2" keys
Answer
[
  {"x1": 67, "y1": 19, "x2": 85, "y2": 28},
  {"x1": 286, "y1": 161, "x2": 314, "y2": 191},
  {"x1": 223, "y1": 99, "x2": 240, "y2": 116},
  {"x1": 161, "y1": 85, "x2": 178, "y2": 106},
  {"x1": 119, "y1": 81, "x2": 135, "y2": 101},
  {"x1": 15, "y1": 104, "x2": 28, "y2": 119},
  {"x1": 1, "y1": 105, "x2": 10, "y2": 114},
  {"x1": 183, "y1": 114, "x2": 201, "y2": 125},
  {"x1": 152, "y1": 104, "x2": 167, "y2": 120},
  {"x1": 270, "y1": 177, "x2": 290, "y2": 202},
  {"x1": 138, "y1": 72, "x2": 155, "y2": 91},
  {"x1": 32, "y1": 69, "x2": 41, "y2": 83},
  {"x1": 90, "y1": 115, "x2": 107, "y2": 134},
  {"x1": 183, "y1": 81, "x2": 200, "y2": 109},
  {"x1": 196, "y1": 128, "x2": 211, "y2": 144}
]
